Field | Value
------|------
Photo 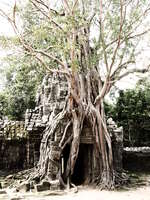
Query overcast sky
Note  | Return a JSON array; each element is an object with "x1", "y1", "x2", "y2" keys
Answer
[{"x1": 0, "y1": 0, "x2": 16, "y2": 36}]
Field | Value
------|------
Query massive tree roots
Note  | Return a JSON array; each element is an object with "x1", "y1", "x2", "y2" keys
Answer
[{"x1": 27, "y1": 69, "x2": 119, "y2": 190}]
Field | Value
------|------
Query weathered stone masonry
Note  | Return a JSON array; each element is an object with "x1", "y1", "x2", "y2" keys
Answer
[{"x1": 0, "y1": 120, "x2": 27, "y2": 170}]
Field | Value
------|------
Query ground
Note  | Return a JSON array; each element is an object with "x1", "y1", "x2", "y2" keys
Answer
[
  {"x1": 0, "y1": 172, "x2": 150, "y2": 200},
  {"x1": 1, "y1": 185, "x2": 150, "y2": 200}
]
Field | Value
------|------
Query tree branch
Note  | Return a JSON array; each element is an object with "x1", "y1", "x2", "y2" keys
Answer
[
  {"x1": 30, "y1": 0, "x2": 49, "y2": 9},
  {"x1": 127, "y1": 28, "x2": 150, "y2": 40},
  {"x1": 72, "y1": 0, "x2": 79, "y2": 13},
  {"x1": 63, "y1": 0, "x2": 71, "y2": 13},
  {"x1": 35, "y1": 50, "x2": 67, "y2": 70},
  {"x1": 111, "y1": 60, "x2": 135, "y2": 80},
  {"x1": 94, "y1": 76, "x2": 109, "y2": 106},
  {"x1": 99, "y1": 0, "x2": 109, "y2": 72},
  {"x1": 106, "y1": 4, "x2": 150, "y2": 48},
  {"x1": 35, "y1": 54, "x2": 69, "y2": 76},
  {"x1": 108, "y1": 0, "x2": 124, "y2": 74},
  {"x1": 0, "y1": 6, "x2": 70, "y2": 77},
  {"x1": 30, "y1": 0, "x2": 65, "y2": 32},
  {"x1": 117, "y1": 65, "x2": 150, "y2": 81},
  {"x1": 94, "y1": 1, "x2": 125, "y2": 106}
]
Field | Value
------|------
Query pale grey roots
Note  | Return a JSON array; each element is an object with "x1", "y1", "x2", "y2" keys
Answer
[{"x1": 29, "y1": 70, "x2": 115, "y2": 190}]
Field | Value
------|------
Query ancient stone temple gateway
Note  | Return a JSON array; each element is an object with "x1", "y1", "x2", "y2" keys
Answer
[
  {"x1": 0, "y1": 73, "x2": 123, "y2": 190},
  {"x1": 25, "y1": 73, "x2": 123, "y2": 188},
  {"x1": 1, "y1": 73, "x2": 150, "y2": 190}
]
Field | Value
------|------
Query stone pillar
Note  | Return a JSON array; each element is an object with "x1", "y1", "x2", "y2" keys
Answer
[
  {"x1": 47, "y1": 141, "x2": 61, "y2": 180},
  {"x1": 107, "y1": 118, "x2": 123, "y2": 172}
]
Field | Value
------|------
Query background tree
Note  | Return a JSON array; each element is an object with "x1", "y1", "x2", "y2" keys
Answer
[
  {"x1": 113, "y1": 78, "x2": 150, "y2": 147},
  {"x1": 0, "y1": 0, "x2": 150, "y2": 189},
  {"x1": 0, "y1": 91, "x2": 8, "y2": 119},
  {"x1": 0, "y1": 3, "x2": 46, "y2": 120},
  {"x1": 0, "y1": 54, "x2": 45, "y2": 120}
]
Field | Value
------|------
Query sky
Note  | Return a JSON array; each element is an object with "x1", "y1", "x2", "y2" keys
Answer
[
  {"x1": 0, "y1": 0, "x2": 150, "y2": 93},
  {"x1": 0, "y1": 0, "x2": 16, "y2": 36}
]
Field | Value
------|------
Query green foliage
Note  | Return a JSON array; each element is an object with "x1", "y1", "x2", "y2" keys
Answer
[
  {"x1": 104, "y1": 101, "x2": 115, "y2": 118},
  {"x1": 112, "y1": 79, "x2": 150, "y2": 146},
  {"x1": 0, "y1": 0, "x2": 150, "y2": 121},
  {"x1": 0, "y1": 2, "x2": 49, "y2": 120},
  {"x1": 0, "y1": 91, "x2": 8, "y2": 119},
  {"x1": 0, "y1": 54, "x2": 45, "y2": 120}
]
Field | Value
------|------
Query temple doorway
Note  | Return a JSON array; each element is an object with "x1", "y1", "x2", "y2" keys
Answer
[{"x1": 62, "y1": 144, "x2": 93, "y2": 185}]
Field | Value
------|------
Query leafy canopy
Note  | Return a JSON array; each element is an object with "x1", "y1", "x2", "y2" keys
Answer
[{"x1": 0, "y1": 0, "x2": 150, "y2": 119}]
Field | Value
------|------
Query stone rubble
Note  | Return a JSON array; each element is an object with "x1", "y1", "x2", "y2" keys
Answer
[{"x1": 124, "y1": 146, "x2": 150, "y2": 152}]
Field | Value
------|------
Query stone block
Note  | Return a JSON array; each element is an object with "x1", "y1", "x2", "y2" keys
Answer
[
  {"x1": 36, "y1": 182, "x2": 50, "y2": 192},
  {"x1": 42, "y1": 181, "x2": 51, "y2": 188},
  {"x1": 0, "y1": 190, "x2": 7, "y2": 194},
  {"x1": 50, "y1": 180, "x2": 60, "y2": 190},
  {"x1": 17, "y1": 182, "x2": 30, "y2": 192}
]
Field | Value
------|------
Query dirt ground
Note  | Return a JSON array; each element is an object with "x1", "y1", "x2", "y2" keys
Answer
[
  {"x1": 0, "y1": 185, "x2": 150, "y2": 200},
  {"x1": 0, "y1": 173, "x2": 150, "y2": 200}
]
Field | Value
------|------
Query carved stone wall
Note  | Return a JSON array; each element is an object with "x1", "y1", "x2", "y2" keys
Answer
[
  {"x1": 25, "y1": 73, "x2": 68, "y2": 168},
  {"x1": 0, "y1": 120, "x2": 27, "y2": 140},
  {"x1": 123, "y1": 147, "x2": 150, "y2": 172},
  {"x1": 0, "y1": 120, "x2": 28, "y2": 170},
  {"x1": 25, "y1": 73, "x2": 68, "y2": 130},
  {"x1": 0, "y1": 139, "x2": 27, "y2": 170}
]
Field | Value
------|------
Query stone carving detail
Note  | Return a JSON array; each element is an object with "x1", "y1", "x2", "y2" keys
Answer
[
  {"x1": 25, "y1": 73, "x2": 68, "y2": 131},
  {"x1": 24, "y1": 73, "x2": 68, "y2": 170},
  {"x1": 0, "y1": 120, "x2": 27, "y2": 140}
]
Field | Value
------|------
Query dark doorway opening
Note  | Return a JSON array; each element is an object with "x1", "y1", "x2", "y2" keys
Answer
[
  {"x1": 62, "y1": 144, "x2": 93, "y2": 185},
  {"x1": 62, "y1": 143, "x2": 93, "y2": 185},
  {"x1": 71, "y1": 144, "x2": 93, "y2": 185}
]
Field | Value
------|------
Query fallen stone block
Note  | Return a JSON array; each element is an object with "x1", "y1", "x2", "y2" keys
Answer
[
  {"x1": 50, "y1": 180, "x2": 60, "y2": 190},
  {"x1": 17, "y1": 181, "x2": 30, "y2": 192},
  {"x1": 42, "y1": 181, "x2": 51, "y2": 188},
  {"x1": 36, "y1": 182, "x2": 50, "y2": 192},
  {"x1": 0, "y1": 189, "x2": 7, "y2": 194}
]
